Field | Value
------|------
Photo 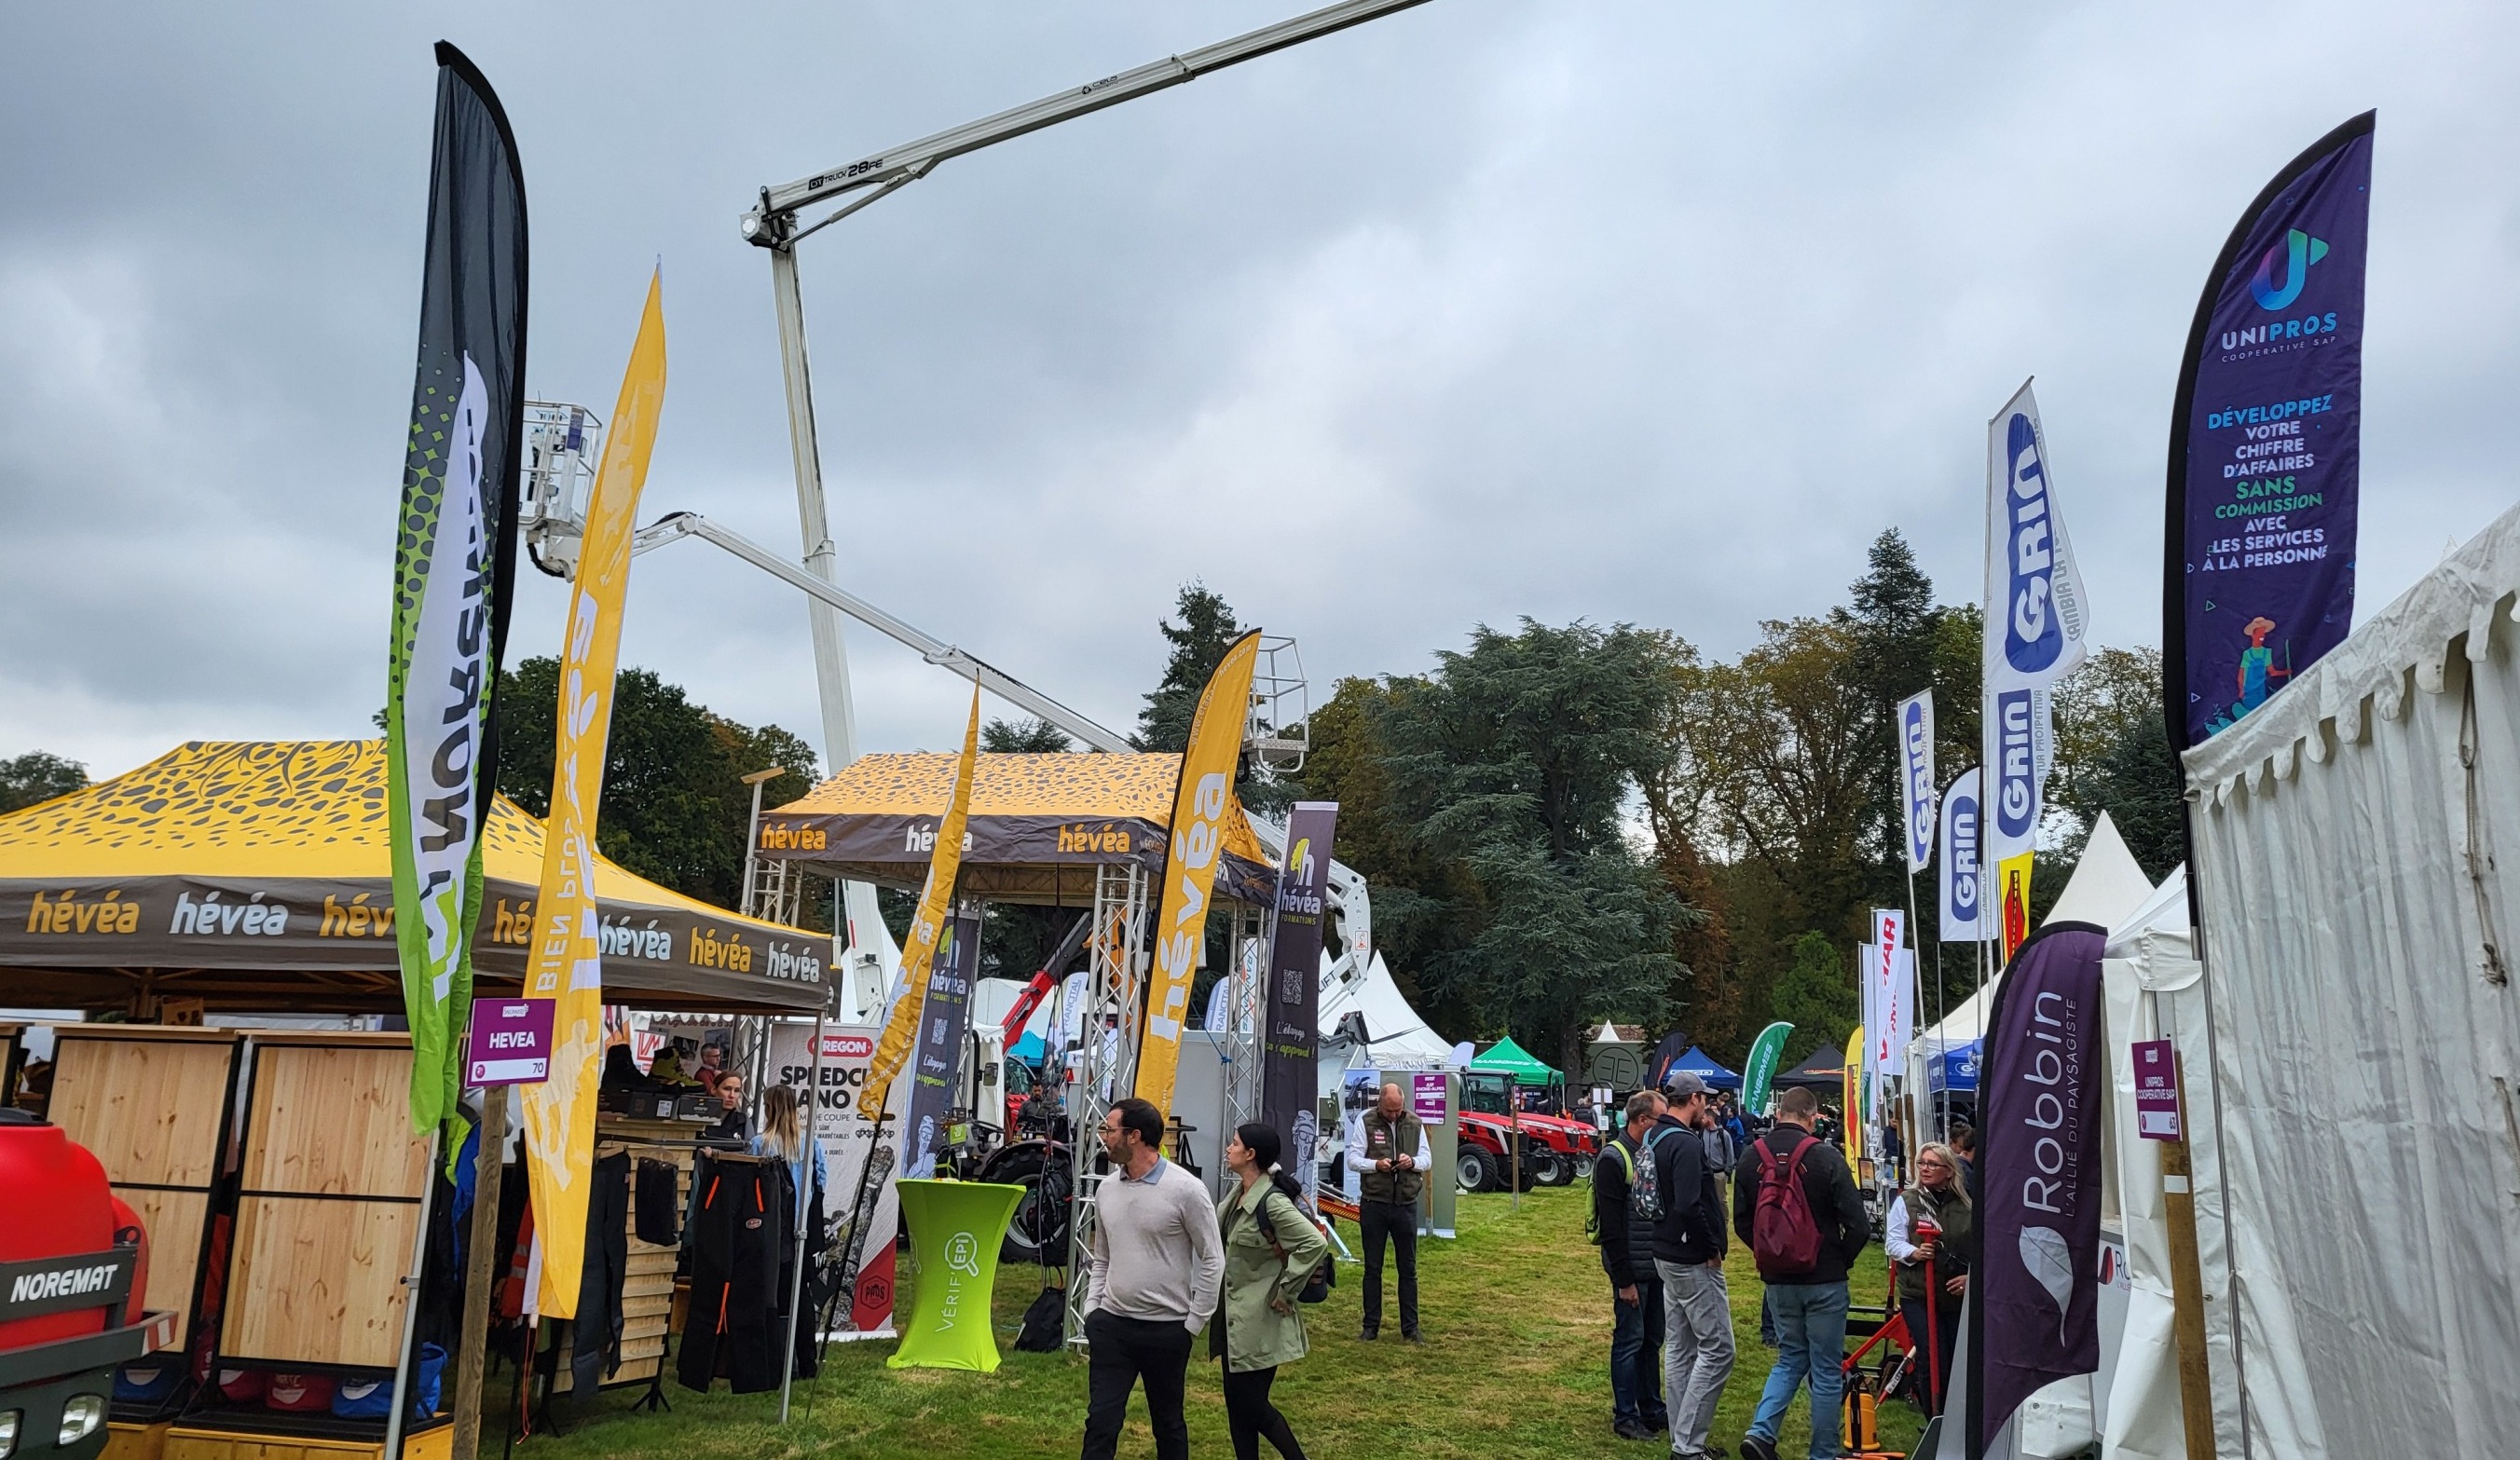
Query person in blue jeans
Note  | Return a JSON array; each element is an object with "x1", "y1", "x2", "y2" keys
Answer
[{"x1": 1731, "y1": 1085, "x2": 1870, "y2": 1460}]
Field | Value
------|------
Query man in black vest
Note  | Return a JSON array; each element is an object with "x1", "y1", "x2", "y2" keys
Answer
[{"x1": 1348, "y1": 1080, "x2": 1431, "y2": 1341}]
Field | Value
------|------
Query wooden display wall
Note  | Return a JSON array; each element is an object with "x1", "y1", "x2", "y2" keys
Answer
[
  {"x1": 221, "y1": 1033, "x2": 431, "y2": 1371},
  {"x1": 551, "y1": 1119, "x2": 692, "y2": 1394},
  {"x1": 45, "y1": 1027, "x2": 245, "y2": 1338}
]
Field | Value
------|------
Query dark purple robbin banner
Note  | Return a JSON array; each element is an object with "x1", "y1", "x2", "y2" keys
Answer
[
  {"x1": 2168, "y1": 113, "x2": 2374, "y2": 748},
  {"x1": 1970, "y1": 921, "x2": 2107, "y2": 1459},
  {"x1": 1260, "y1": 802, "x2": 1337, "y2": 1194}
]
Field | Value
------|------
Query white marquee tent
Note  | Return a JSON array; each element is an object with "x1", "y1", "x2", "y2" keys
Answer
[{"x1": 2170, "y1": 500, "x2": 2520, "y2": 1458}]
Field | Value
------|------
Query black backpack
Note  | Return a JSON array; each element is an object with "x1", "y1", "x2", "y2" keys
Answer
[{"x1": 1260, "y1": 1190, "x2": 1335, "y2": 1304}]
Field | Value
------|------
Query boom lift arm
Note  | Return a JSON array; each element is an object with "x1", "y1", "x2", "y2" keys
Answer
[{"x1": 739, "y1": 0, "x2": 1436, "y2": 247}]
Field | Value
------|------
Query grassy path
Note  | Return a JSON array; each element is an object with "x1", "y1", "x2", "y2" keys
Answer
[{"x1": 514, "y1": 1186, "x2": 1923, "y2": 1459}]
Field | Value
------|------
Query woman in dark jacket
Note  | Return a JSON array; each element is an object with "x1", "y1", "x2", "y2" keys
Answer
[{"x1": 1883, "y1": 1141, "x2": 1973, "y2": 1413}]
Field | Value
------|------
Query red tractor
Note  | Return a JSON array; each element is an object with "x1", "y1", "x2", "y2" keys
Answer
[
  {"x1": 1452, "y1": 1071, "x2": 1599, "y2": 1191},
  {"x1": 0, "y1": 1112, "x2": 174, "y2": 1460}
]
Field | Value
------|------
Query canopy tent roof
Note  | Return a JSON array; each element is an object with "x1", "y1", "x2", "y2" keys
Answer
[
  {"x1": 1773, "y1": 1043, "x2": 1847, "y2": 1089},
  {"x1": 0, "y1": 740, "x2": 829, "y2": 1016},
  {"x1": 1916, "y1": 811, "x2": 2157, "y2": 1050},
  {"x1": 752, "y1": 751, "x2": 1275, "y2": 906},
  {"x1": 1468, "y1": 1034, "x2": 1560, "y2": 1085},
  {"x1": 1671, "y1": 1044, "x2": 1741, "y2": 1089},
  {"x1": 1317, "y1": 951, "x2": 1456, "y2": 1068}
]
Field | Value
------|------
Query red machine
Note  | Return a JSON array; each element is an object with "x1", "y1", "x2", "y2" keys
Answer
[
  {"x1": 1452, "y1": 1071, "x2": 1598, "y2": 1191},
  {"x1": 0, "y1": 1112, "x2": 172, "y2": 1460}
]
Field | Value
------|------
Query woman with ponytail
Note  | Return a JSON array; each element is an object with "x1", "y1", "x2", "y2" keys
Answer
[{"x1": 1211, "y1": 1122, "x2": 1326, "y2": 1460}]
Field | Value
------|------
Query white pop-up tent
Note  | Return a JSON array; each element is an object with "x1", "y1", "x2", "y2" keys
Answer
[
  {"x1": 1911, "y1": 812, "x2": 2157, "y2": 1088},
  {"x1": 1317, "y1": 950, "x2": 1457, "y2": 1069},
  {"x1": 2168, "y1": 501, "x2": 2520, "y2": 1459}
]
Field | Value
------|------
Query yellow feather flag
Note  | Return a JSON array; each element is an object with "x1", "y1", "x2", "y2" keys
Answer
[
  {"x1": 518, "y1": 273, "x2": 666, "y2": 1317},
  {"x1": 861, "y1": 686, "x2": 983, "y2": 1121},
  {"x1": 1998, "y1": 850, "x2": 2035, "y2": 964},
  {"x1": 1842, "y1": 1025, "x2": 1864, "y2": 1166},
  {"x1": 1134, "y1": 630, "x2": 1262, "y2": 1112}
]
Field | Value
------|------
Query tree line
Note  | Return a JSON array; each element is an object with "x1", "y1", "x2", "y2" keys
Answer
[
  {"x1": 1150, "y1": 536, "x2": 2178, "y2": 1073},
  {"x1": 1, "y1": 536, "x2": 2180, "y2": 1072}
]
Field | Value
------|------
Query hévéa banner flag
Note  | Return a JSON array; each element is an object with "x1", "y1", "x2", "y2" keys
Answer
[
  {"x1": 1135, "y1": 629, "x2": 1263, "y2": 1110},
  {"x1": 387, "y1": 43, "x2": 527, "y2": 1135},
  {"x1": 520, "y1": 273, "x2": 665, "y2": 1317},
  {"x1": 2168, "y1": 113, "x2": 2375, "y2": 747},
  {"x1": 1939, "y1": 767, "x2": 1986, "y2": 943},
  {"x1": 1897, "y1": 689, "x2": 1937, "y2": 875},
  {"x1": 1741, "y1": 1020, "x2": 1792, "y2": 1115},
  {"x1": 1970, "y1": 921, "x2": 2107, "y2": 1458},
  {"x1": 861, "y1": 688, "x2": 981, "y2": 1123},
  {"x1": 1262, "y1": 802, "x2": 1338, "y2": 1179}
]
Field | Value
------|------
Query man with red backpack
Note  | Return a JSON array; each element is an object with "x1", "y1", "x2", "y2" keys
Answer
[{"x1": 1730, "y1": 1085, "x2": 1869, "y2": 1460}]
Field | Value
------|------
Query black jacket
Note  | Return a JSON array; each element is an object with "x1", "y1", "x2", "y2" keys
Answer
[
  {"x1": 1731, "y1": 1123, "x2": 1869, "y2": 1287},
  {"x1": 1647, "y1": 1116, "x2": 1727, "y2": 1266},
  {"x1": 1593, "y1": 1131, "x2": 1657, "y2": 1283}
]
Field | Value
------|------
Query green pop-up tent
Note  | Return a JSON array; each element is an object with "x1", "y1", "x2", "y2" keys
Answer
[{"x1": 1469, "y1": 1036, "x2": 1561, "y2": 1086}]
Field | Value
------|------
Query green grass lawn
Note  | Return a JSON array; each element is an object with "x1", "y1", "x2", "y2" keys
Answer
[{"x1": 518, "y1": 1185, "x2": 1923, "y2": 1459}]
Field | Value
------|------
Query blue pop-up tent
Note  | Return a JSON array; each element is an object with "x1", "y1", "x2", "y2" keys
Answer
[
  {"x1": 1924, "y1": 1040, "x2": 1979, "y2": 1094},
  {"x1": 1671, "y1": 1045, "x2": 1742, "y2": 1090}
]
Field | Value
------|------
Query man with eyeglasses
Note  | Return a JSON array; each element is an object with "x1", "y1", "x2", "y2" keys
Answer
[{"x1": 1079, "y1": 1098, "x2": 1225, "y2": 1460}]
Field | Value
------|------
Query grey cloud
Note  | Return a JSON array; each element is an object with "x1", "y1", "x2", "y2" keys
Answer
[{"x1": 4, "y1": 1, "x2": 2516, "y2": 781}]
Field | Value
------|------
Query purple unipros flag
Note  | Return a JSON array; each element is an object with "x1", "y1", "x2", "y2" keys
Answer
[
  {"x1": 2167, "y1": 113, "x2": 2374, "y2": 748},
  {"x1": 1261, "y1": 803, "x2": 1337, "y2": 1191},
  {"x1": 1970, "y1": 922, "x2": 2106, "y2": 1458}
]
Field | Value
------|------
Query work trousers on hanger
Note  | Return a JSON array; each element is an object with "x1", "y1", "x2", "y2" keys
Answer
[
  {"x1": 634, "y1": 1157, "x2": 680, "y2": 1247},
  {"x1": 569, "y1": 1152, "x2": 631, "y2": 1396},
  {"x1": 677, "y1": 1154, "x2": 789, "y2": 1394}
]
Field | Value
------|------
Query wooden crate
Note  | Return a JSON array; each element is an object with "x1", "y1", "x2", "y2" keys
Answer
[
  {"x1": 164, "y1": 1423, "x2": 449, "y2": 1460},
  {"x1": 220, "y1": 1033, "x2": 429, "y2": 1369},
  {"x1": 103, "y1": 1421, "x2": 171, "y2": 1460},
  {"x1": 46, "y1": 1027, "x2": 244, "y2": 1323}
]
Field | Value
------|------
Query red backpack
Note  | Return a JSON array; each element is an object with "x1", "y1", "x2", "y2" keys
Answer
[{"x1": 1749, "y1": 1134, "x2": 1825, "y2": 1278}]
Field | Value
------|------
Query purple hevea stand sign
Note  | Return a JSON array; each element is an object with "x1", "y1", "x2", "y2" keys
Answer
[
  {"x1": 1411, "y1": 1071, "x2": 1447, "y2": 1126},
  {"x1": 2132, "y1": 1039, "x2": 2182, "y2": 1140},
  {"x1": 466, "y1": 997, "x2": 555, "y2": 1086}
]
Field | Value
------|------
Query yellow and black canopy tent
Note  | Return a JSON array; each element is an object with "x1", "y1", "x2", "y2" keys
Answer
[
  {"x1": 0, "y1": 739, "x2": 829, "y2": 1016},
  {"x1": 751, "y1": 750, "x2": 1277, "y2": 907}
]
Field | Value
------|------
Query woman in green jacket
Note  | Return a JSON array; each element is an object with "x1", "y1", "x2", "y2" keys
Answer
[{"x1": 1212, "y1": 1122, "x2": 1328, "y2": 1460}]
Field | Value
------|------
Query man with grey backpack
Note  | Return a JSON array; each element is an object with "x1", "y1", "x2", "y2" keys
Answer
[
  {"x1": 1648, "y1": 1071, "x2": 1735, "y2": 1460},
  {"x1": 1592, "y1": 1089, "x2": 1669, "y2": 1440}
]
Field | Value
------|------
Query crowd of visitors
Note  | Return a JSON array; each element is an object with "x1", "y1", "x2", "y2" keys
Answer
[{"x1": 1591, "y1": 1076, "x2": 1883, "y2": 1460}]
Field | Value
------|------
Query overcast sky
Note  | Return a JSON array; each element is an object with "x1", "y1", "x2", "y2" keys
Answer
[{"x1": 4, "y1": 2, "x2": 2515, "y2": 783}]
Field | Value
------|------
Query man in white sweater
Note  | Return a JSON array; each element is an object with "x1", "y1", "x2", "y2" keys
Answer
[{"x1": 1081, "y1": 1097, "x2": 1226, "y2": 1460}]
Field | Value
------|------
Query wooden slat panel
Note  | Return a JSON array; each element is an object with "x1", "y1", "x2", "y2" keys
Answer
[
  {"x1": 118, "y1": 1187, "x2": 210, "y2": 1317},
  {"x1": 221, "y1": 1195, "x2": 413, "y2": 1367},
  {"x1": 50, "y1": 1035, "x2": 236, "y2": 1188},
  {"x1": 242, "y1": 1045, "x2": 427, "y2": 1197}
]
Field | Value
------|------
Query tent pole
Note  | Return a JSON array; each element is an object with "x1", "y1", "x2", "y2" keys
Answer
[
  {"x1": 449, "y1": 1086, "x2": 508, "y2": 1460},
  {"x1": 778, "y1": 1007, "x2": 827, "y2": 1422},
  {"x1": 2155, "y1": 995, "x2": 2220, "y2": 1459}
]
